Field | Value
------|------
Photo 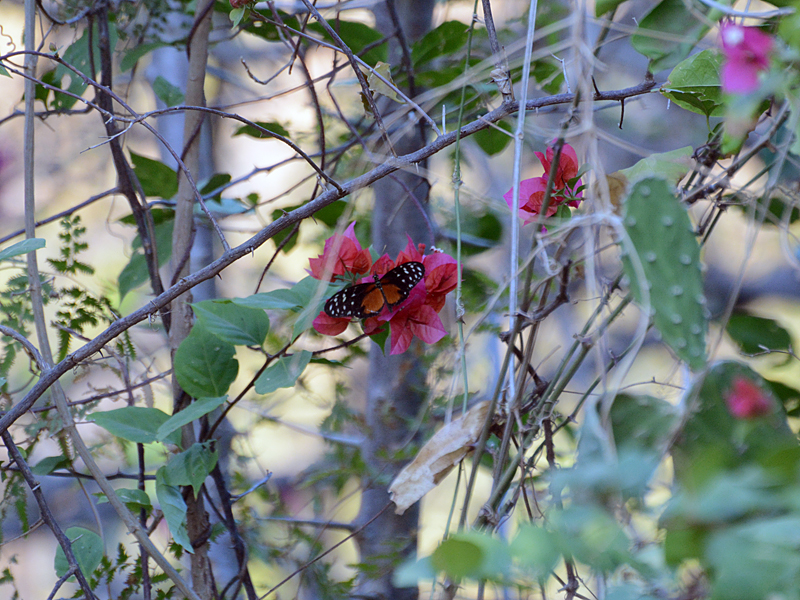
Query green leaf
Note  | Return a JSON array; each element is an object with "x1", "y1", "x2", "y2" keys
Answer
[
  {"x1": 96, "y1": 488, "x2": 152, "y2": 511},
  {"x1": 155, "y1": 468, "x2": 192, "y2": 553},
  {"x1": 726, "y1": 312, "x2": 792, "y2": 354},
  {"x1": 308, "y1": 20, "x2": 386, "y2": 65},
  {"x1": 596, "y1": 0, "x2": 628, "y2": 16},
  {"x1": 738, "y1": 195, "x2": 800, "y2": 225},
  {"x1": 269, "y1": 210, "x2": 299, "y2": 252},
  {"x1": 412, "y1": 21, "x2": 468, "y2": 67},
  {"x1": 90, "y1": 407, "x2": 178, "y2": 444},
  {"x1": 54, "y1": 527, "x2": 103, "y2": 578},
  {"x1": 174, "y1": 324, "x2": 239, "y2": 398},
  {"x1": 431, "y1": 538, "x2": 483, "y2": 580},
  {"x1": 621, "y1": 177, "x2": 708, "y2": 369},
  {"x1": 118, "y1": 217, "x2": 174, "y2": 299},
  {"x1": 511, "y1": 526, "x2": 560, "y2": 577},
  {"x1": 120, "y1": 42, "x2": 168, "y2": 72},
  {"x1": 610, "y1": 393, "x2": 678, "y2": 451},
  {"x1": 473, "y1": 120, "x2": 512, "y2": 156},
  {"x1": 431, "y1": 532, "x2": 511, "y2": 581},
  {"x1": 662, "y1": 50, "x2": 724, "y2": 118},
  {"x1": 310, "y1": 201, "x2": 347, "y2": 227},
  {"x1": 31, "y1": 455, "x2": 70, "y2": 476},
  {"x1": 618, "y1": 146, "x2": 694, "y2": 184},
  {"x1": 192, "y1": 299, "x2": 269, "y2": 346},
  {"x1": 233, "y1": 289, "x2": 303, "y2": 311},
  {"x1": 53, "y1": 21, "x2": 118, "y2": 110},
  {"x1": 234, "y1": 121, "x2": 291, "y2": 139},
  {"x1": 130, "y1": 152, "x2": 178, "y2": 198},
  {"x1": 254, "y1": 351, "x2": 312, "y2": 395},
  {"x1": 152, "y1": 76, "x2": 184, "y2": 107},
  {"x1": 156, "y1": 396, "x2": 227, "y2": 442},
  {"x1": 162, "y1": 443, "x2": 218, "y2": 498},
  {"x1": 0, "y1": 238, "x2": 45, "y2": 262},
  {"x1": 229, "y1": 6, "x2": 248, "y2": 28},
  {"x1": 630, "y1": 0, "x2": 712, "y2": 72}
]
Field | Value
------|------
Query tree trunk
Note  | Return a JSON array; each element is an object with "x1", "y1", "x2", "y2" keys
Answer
[{"x1": 355, "y1": 2, "x2": 435, "y2": 598}]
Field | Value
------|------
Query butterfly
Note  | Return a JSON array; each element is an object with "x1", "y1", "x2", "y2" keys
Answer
[{"x1": 324, "y1": 261, "x2": 425, "y2": 319}]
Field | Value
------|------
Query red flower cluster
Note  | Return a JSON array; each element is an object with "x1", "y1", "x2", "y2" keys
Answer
[
  {"x1": 310, "y1": 223, "x2": 458, "y2": 355},
  {"x1": 719, "y1": 21, "x2": 774, "y2": 95},
  {"x1": 504, "y1": 142, "x2": 583, "y2": 225},
  {"x1": 724, "y1": 376, "x2": 774, "y2": 419}
]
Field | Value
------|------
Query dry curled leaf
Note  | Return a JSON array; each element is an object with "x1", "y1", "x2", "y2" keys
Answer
[{"x1": 389, "y1": 401, "x2": 491, "y2": 515}]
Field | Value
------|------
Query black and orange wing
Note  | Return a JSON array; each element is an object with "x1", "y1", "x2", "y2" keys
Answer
[
  {"x1": 377, "y1": 262, "x2": 425, "y2": 309},
  {"x1": 324, "y1": 282, "x2": 379, "y2": 319}
]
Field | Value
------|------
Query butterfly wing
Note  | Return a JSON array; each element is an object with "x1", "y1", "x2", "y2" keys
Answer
[
  {"x1": 377, "y1": 262, "x2": 425, "y2": 309},
  {"x1": 324, "y1": 282, "x2": 380, "y2": 319},
  {"x1": 323, "y1": 262, "x2": 425, "y2": 319}
]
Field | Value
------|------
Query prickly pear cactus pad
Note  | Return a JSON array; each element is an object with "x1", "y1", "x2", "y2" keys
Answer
[{"x1": 620, "y1": 176, "x2": 708, "y2": 370}]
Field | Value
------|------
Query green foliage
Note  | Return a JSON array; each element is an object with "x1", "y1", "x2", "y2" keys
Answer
[
  {"x1": 162, "y1": 442, "x2": 218, "y2": 498},
  {"x1": 621, "y1": 177, "x2": 708, "y2": 369},
  {"x1": 174, "y1": 323, "x2": 239, "y2": 398},
  {"x1": 53, "y1": 527, "x2": 103, "y2": 579},
  {"x1": 662, "y1": 49, "x2": 724, "y2": 118},
  {"x1": 726, "y1": 311, "x2": 792, "y2": 354},
  {"x1": 254, "y1": 351, "x2": 312, "y2": 394},
  {"x1": 90, "y1": 406, "x2": 182, "y2": 445},
  {"x1": 155, "y1": 469, "x2": 192, "y2": 553},
  {"x1": 192, "y1": 299, "x2": 270, "y2": 346},
  {"x1": 630, "y1": 0, "x2": 712, "y2": 72},
  {"x1": 48, "y1": 21, "x2": 118, "y2": 110},
  {"x1": 130, "y1": 153, "x2": 178, "y2": 199}
]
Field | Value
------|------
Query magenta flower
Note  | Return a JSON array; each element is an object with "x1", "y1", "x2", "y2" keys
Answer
[
  {"x1": 719, "y1": 21, "x2": 774, "y2": 94},
  {"x1": 725, "y1": 376, "x2": 774, "y2": 419}
]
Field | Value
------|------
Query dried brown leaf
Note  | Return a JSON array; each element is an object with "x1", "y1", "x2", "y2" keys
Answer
[{"x1": 389, "y1": 401, "x2": 491, "y2": 515}]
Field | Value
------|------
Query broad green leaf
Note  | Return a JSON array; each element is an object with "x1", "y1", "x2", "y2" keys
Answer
[
  {"x1": 162, "y1": 443, "x2": 218, "y2": 498},
  {"x1": 130, "y1": 152, "x2": 178, "y2": 199},
  {"x1": 269, "y1": 208, "x2": 300, "y2": 252},
  {"x1": 412, "y1": 21, "x2": 468, "y2": 66},
  {"x1": 431, "y1": 532, "x2": 511, "y2": 581},
  {"x1": 152, "y1": 76, "x2": 184, "y2": 107},
  {"x1": 233, "y1": 290, "x2": 303, "y2": 311},
  {"x1": 254, "y1": 351, "x2": 312, "y2": 395},
  {"x1": 54, "y1": 527, "x2": 103, "y2": 578},
  {"x1": 174, "y1": 324, "x2": 238, "y2": 398},
  {"x1": 309, "y1": 201, "x2": 346, "y2": 228},
  {"x1": 192, "y1": 299, "x2": 269, "y2": 346},
  {"x1": 90, "y1": 406, "x2": 178, "y2": 444},
  {"x1": 0, "y1": 238, "x2": 45, "y2": 262},
  {"x1": 596, "y1": 0, "x2": 628, "y2": 16},
  {"x1": 511, "y1": 526, "x2": 560, "y2": 576},
  {"x1": 120, "y1": 42, "x2": 169, "y2": 72},
  {"x1": 118, "y1": 217, "x2": 174, "y2": 299},
  {"x1": 618, "y1": 146, "x2": 694, "y2": 184},
  {"x1": 726, "y1": 312, "x2": 792, "y2": 354},
  {"x1": 53, "y1": 21, "x2": 118, "y2": 110},
  {"x1": 95, "y1": 488, "x2": 152, "y2": 511},
  {"x1": 630, "y1": 0, "x2": 712, "y2": 72},
  {"x1": 308, "y1": 20, "x2": 386, "y2": 65},
  {"x1": 155, "y1": 468, "x2": 192, "y2": 553},
  {"x1": 31, "y1": 455, "x2": 70, "y2": 476},
  {"x1": 662, "y1": 50, "x2": 724, "y2": 117},
  {"x1": 431, "y1": 538, "x2": 483, "y2": 580},
  {"x1": 473, "y1": 120, "x2": 512, "y2": 156},
  {"x1": 229, "y1": 6, "x2": 246, "y2": 27},
  {"x1": 234, "y1": 121, "x2": 291, "y2": 139},
  {"x1": 610, "y1": 393, "x2": 678, "y2": 451},
  {"x1": 156, "y1": 396, "x2": 227, "y2": 442}
]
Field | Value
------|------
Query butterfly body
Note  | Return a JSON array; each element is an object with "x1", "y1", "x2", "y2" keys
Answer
[{"x1": 324, "y1": 262, "x2": 425, "y2": 319}]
